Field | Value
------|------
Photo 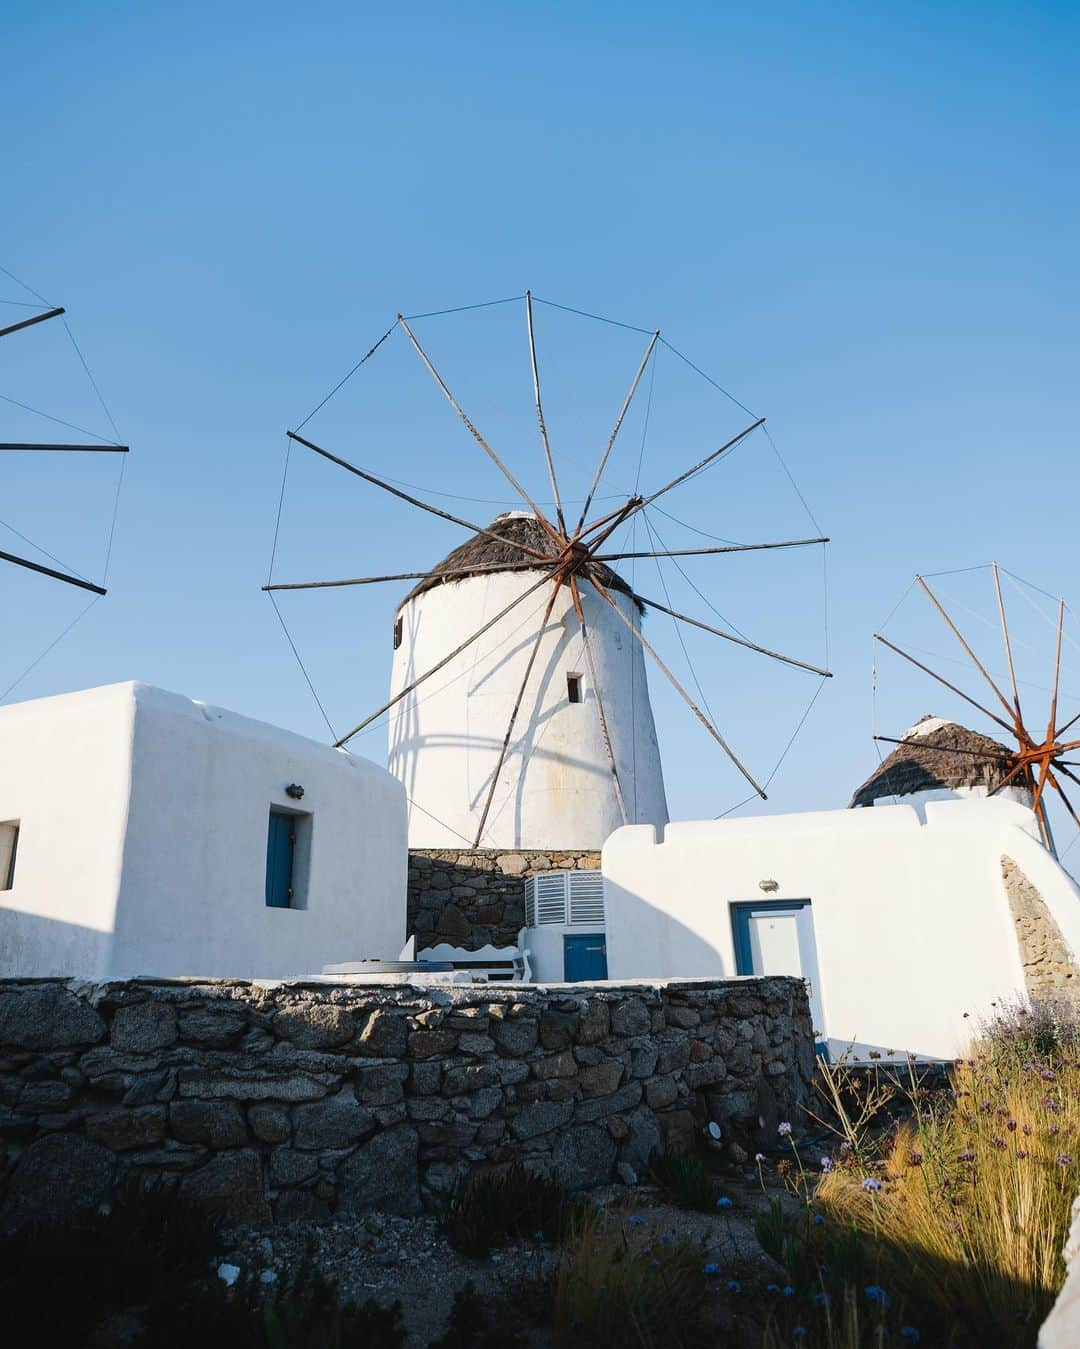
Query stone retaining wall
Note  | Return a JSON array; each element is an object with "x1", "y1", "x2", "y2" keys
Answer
[
  {"x1": 1002, "y1": 855, "x2": 1079, "y2": 1001},
  {"x1": 408, "y1": 849, "x2": 600, "y2": 951},
  {"x1": 0, "y1": 975, "x2": 813, "y2": 1232}
]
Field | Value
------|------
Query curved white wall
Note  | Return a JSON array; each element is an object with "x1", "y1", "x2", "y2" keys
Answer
[{"x1": 388, "y1": 570, "x2": 667, "y2": 849}]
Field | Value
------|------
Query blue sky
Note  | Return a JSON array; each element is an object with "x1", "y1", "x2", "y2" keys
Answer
[{"x1": 3, "y1": 2, "x2": 1077, "y2": 832}]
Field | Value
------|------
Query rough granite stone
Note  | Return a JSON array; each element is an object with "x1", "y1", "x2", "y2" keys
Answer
[
  {"x1": 337, "y1": 1125, "x2": 420, "y2": 1216},
  {"x1": 294, "y1": 1088, "x2": 375, "y2": 1149},
  {"x1": 552, "y1": 1123, "x2": 617, "y2": 1190},
  {"x1": 272, "y1": 1003, "x2": 355, "y2": 1050},
  {"x1": 170, "y1": 1100, "x2": 248, "y2": 1148},
  {"x1": 0, "y1": 986, "x2": 105, "y2": 1050},
  {"x1": 180, "y1": 1149, "x2": 271, "y2": 1227},
  {"x1": 111, "y1": 1002, "x2": 178, "y2": 1053},
  {"x1": 0, "y1": 1133, "x2": 115, "y2": 1231}
]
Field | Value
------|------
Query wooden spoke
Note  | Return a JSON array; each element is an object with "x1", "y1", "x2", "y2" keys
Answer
[
  {"x1": 873, "y1": 633, "x2": 1017, "y2": 736},
  {"x1": 1047, "y1": 770, "x2": 1080, "y2": 832},
  {"x1": 286, "y1": 432, "x2": 551, "y2": 561},
  {"x1": 397, "y1": 315, "x2": 560, "y2": 543},
  {"x1": 586, "y1": 575, "x2": 767, "y2": 799},
  {"x1": 639, "y1": 591, "x2": 831, "y2": 677},
  {"x1": 1056, "y1": 709, "x2": 1080, "y2": 740},
  {"x1": 992, "y1": 561, "x2": 1023, "y2": 724},
  {"x1": 571, "y1": 577, "x2": 629, "y2": 826},
  {"x1": 0, "y1": 547, "x2": 105, "y2": 596},
  {"x1": 916, "y1": 575, "x2": 1020, "y2": 730},
  {"x1": 987, "y1": 760, "x2": 1028, "y2": 798},
  {"x1": 0, "y1": 307, "x2": 65, "y2": 340},
  {"x1": 1032, "y1": 755, "x2": 1053, "y2": 817},
  {"x1": 264, "y1": 559, "x2": 559, "y2": 592},
  {"x1": 1047, "y1": 598, "x2": 1065, "y2": 745},
  {"x1": 472, "y1": 584, "x2": 562, "y2": 846},
  {"x1": 574, "y1": 329, "x2": 660, "y2": 534},
  {"x1": 525, "y1": 291, "x2": 566, "y2": 535},
  {"x1": 636, "y1": 418, "x2": 765, "y2": 512},
  {"x1": 0, "y1": 443, "x2": 128, "y2": 453},
  {"x1": 873, "y1": 734, "x2": 1014, "y2": 764},
  {"x1": 333, "y1": 572, "x2": 554, "y2": 747},
  {"x1": 595, "y1": 538, "x2": 828, "y2": 563}
]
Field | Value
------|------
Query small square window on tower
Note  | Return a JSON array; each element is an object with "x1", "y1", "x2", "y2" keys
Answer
[
  {"x1": 566, "y1": 672, "x2": 583, "y2": 704},
  {"x1": 393, "y1": 616, "x2": 403, "y2": 650}
]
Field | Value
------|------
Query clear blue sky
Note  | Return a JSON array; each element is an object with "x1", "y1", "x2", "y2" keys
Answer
[{"x1": 3, "y1": 2, "x2": 1077, "y2": 831}]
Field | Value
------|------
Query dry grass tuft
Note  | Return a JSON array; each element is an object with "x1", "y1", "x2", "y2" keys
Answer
[
  {"x1": 552, "y1": 1207, "x2": 709, "y2": 1348},
  {"x1": 809, "y1": 1005, "x2": 1079, "y2": 1343}
]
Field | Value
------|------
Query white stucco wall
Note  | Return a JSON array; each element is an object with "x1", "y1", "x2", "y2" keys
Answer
[
  {"x1": 0, "y1": 682, "x2": 407, "y2": 980},
  {"x1": 388, "y1": 566, "x2": 667, "y2": 849},
  {"x1": 603, "y1": 799, "x2": 1080, "y2": 1060}
]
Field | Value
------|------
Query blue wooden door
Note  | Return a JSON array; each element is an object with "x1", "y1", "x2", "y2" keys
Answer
[
  {"x1": 563, "y1": 933, "x2": 608, "y2": 982},
  {"x1": 265, "y1": 811, "x2": 295, "y2": 908}
]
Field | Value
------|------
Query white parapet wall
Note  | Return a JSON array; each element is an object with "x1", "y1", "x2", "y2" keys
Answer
[
  {"x1": 0, "y1": 682, "x2": 407, "y2": 980},
  {"x1": 603, "y1": 798, "x2": 1080, "y2": 1061}
]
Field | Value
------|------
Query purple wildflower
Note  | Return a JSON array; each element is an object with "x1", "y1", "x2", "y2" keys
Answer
[
  {"x1": 755, "y1": 1152, "x2": 766, "y2": 1163},
  {"x1": 820, "y1": 1157, "x2": 833, "y2": 1173},
  {"x1": 778, "y1": 1121, "x2": 792, "y2": 1136},
  {"x1": 1057, "y1": 1154, "x2": 1073, "y2": 1167},
  {"x1": 861, "y1": 1177, "x2": 882, "y2": 1192},
  {"x1": 957, "y1": 1150, "x2": 975, "y2": 1163},
  {"x1": 716, "y1": 1196, "x2": 733, "y2": 1210}
]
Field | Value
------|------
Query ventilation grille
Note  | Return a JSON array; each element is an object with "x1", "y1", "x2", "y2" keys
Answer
[
  {"x1": 524, "y1": 871, "x2": 604, "y2": 928},
  {"x1": 568, "y1": 871, "x2": 605, "y2": 926}
]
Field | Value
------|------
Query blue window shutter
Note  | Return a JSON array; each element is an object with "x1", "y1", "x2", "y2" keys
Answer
[{"x1": 265, "y1": 811, "x2": 295, "y2": 908}]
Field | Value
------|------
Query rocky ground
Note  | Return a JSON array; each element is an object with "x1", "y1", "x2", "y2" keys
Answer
[{"x1": 221, "y1": 1175, "x2": 787, "y2": 1347}]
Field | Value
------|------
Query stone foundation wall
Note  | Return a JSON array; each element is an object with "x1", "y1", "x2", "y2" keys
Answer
[
  {"x1": 1002, "y1": 855, "x2": 1079, "y2": 1001},
  {"x1": 408, "y1": 849, "x2": 601, "y2": 951},
  {"x1": 0, "y1": 975, "x2": 812, "y2": 1232}
]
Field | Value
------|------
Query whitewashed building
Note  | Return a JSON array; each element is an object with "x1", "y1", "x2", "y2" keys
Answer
[
  {"x1": 600, "y1": 721, "x2": 1080, "y2": 1059},
  {"x1": 388, "y1": 512, "x2": 668, "y2": 851},
  {"x1": 0, "y1": 682, "x2": 406, "y2": 980}
]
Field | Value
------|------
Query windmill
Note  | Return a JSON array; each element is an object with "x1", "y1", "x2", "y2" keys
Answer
[
  {"x1": 873, "y1": 564, "x2": 1080, "y2": 853},
  {"x1": 1, "y1": 271, "x2": 128, "y2": 602},
  {"x1": 264, "y1": 292, "x2": 831, "y2": 847}
]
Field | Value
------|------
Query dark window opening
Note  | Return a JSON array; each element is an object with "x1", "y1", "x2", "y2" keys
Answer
[
  {"x1": 567, "y1": 673, "x2": 583, "y2": 704},
  {"x1": 393, "y1": 616, "x2": 403, "y2": 650},
  {"x1": 0, "y1": 821, "x2": 18, "y2": 891}
]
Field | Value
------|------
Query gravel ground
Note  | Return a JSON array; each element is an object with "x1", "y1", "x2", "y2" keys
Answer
[{"x1": 221, "y1": 1173, "x2": 789, "y2": 1347}]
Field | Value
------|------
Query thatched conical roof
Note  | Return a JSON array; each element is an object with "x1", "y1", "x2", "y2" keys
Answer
[
  {"x1": 850, "y1": 716, "x2": 1022, "y2": 808},
  {"x1": 399, "y1": 512, "x2": 640, "y2": 609}
]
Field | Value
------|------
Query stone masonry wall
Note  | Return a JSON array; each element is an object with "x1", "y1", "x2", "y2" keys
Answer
[
  {"x1": 1002, "y1": 855, "x2": 1079, "y2": 1001},
  {"x1": 0, "y1": 975, "x2": 812, "y2": 1232},
  {"x1": 408, "y1": 849, "x2": 601, "y2": 951}
]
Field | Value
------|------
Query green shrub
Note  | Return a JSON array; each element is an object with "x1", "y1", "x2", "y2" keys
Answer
[
  {"x1": 647, "y1": 1148, "x2": 720, "y2": 1214},
  {"x1": 0, "y1": 1178, "x2": 222, "y2": 1348},
  {"x1": 427, "y1": 1279, "x2": 528, "y2": 1348},
  {"x1": 143, "y1": 1245, "x2": 406, "y2": 1349},
  {"x1": 444, "y1": 1163, "x2": 581, "y2": 1256}
]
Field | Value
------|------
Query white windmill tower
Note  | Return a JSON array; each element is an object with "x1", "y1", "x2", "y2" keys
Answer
[
  {"x1": 387, "y1": 508, "x2": 667, "y2": 849},
  {"x1": 265, "y1": 292, "x2": 831, "y2": 856}
]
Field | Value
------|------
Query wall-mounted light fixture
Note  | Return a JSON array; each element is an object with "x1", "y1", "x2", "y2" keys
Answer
[
  {"x1": 759, "y1": 879, "x2": 779, "y2": 893},
  {"x1": 285, "y1": 783, "x2": 305, "y2": 801}
]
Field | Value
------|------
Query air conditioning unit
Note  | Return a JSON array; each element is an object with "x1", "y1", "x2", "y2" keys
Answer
[{"x1": 524, "y1": 871, "x2": 605, "y2": 928}]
